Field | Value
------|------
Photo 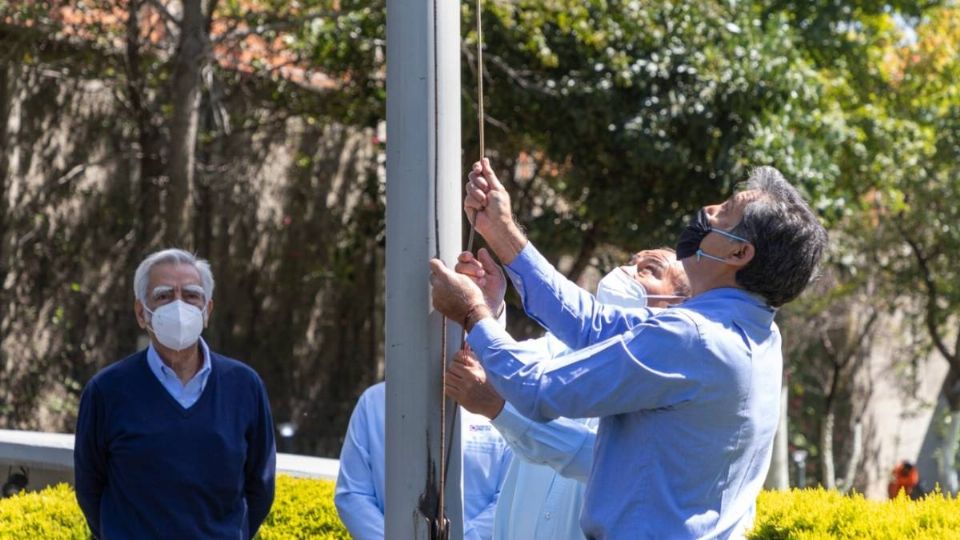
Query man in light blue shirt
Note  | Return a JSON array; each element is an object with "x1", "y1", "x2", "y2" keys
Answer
[
  {"x1": 446, "y1": 249, "x2": 690, "y2": 540},
  {"x1": 334, "y1": 381, "x2": 513, "y2": 540},
  {"x1": 430, "y1": 161, "x2": 826, "y2": 538}
]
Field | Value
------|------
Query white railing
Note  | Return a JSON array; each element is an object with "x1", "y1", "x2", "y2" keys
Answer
[{"x1": 0, "y1": 429, "x2": 339, "y2": 492}]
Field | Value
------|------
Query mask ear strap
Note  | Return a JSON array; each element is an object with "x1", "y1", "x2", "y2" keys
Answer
[
  {"x1": 141, "y1": 304, "x2": 157, "y2": 334},
  {"x1": 711, "y1": 229, "x2": 749, "y2": 244},
  {"x1": 695, "y1": 249, "x2": 729, "y2": 264}
]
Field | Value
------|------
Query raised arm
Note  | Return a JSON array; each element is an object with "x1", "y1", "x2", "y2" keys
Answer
[
  {"x1": 461, "y1": 159, "x2": 649, "y2": 349},
  {"x1": 491, "y1": 403, "x2": 596, "y2": 482},
  {"x1": 446, "y1": 341, "x2": 597, "y2": 482},
  {"x1": 463, "y1": 311, "x2": 704, "y2": 422}
]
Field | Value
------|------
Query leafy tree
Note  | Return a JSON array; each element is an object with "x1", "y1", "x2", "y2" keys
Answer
[{"x1": 872, "y1": 5, "x2": 960, "y2": 492}]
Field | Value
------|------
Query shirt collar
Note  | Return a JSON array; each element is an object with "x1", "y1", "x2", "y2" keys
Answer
[
  {"x1": 146, "y1": 337, "x2": 212, "y2": 379},
  {"x1": 679, "y1": 287, "x2": 776, "y2": 323}
]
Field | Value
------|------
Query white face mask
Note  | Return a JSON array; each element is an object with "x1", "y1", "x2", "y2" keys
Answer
[
  {"x1": 144, "y1": 300, "x2": 206, "y2": 351},
  {"x1": 596, "y1": 266, "x2": 649, "y2": 309}
]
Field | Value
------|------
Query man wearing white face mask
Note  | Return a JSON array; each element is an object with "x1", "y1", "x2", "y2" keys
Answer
[
  {"x1": 74, "y1": 248, "x2": 276, "y2": 540},
  {"x1": 446, "y1": 247, "x2": 689, "y2": 540}
]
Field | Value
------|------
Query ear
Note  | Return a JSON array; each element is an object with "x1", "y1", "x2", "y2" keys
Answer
[
  {"x1": 726, "y1": 242, "x2": 755, "y2": 269},
  {"x1": 204, "y1": 299, "x2": 214, "y2": 327},
  {"x1": 134, "y1": 300, "x2": 149, "y2": 330}
]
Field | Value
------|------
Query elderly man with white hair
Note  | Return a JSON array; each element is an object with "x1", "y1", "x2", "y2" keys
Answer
[{"x1": 74, "y1": 248, "x2": 276, "y2": 540}]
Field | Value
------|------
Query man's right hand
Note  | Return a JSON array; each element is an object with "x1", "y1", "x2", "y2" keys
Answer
[{"x1": 464, "y1": 158, "x2": 527, "y2": 264}]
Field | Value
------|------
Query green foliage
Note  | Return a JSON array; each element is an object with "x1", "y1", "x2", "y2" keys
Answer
[
  {"x1": 7, "y1": 482, "x2": 960, "y2": 539},
  {"x1": 749, "y1": 488, "x2": 960, "y2": 539},
  {"x1": 0, "y1": 484, "x2": 88, "y2": 540},
  {"x1": 242, "y1": 0, "x2": 889, "y2": 265},
  {"x1": 473, "y1": 0, "x2": 834, "y2": 258},
  {"x1": 0, "y1": 477, "x2": 349, "y2": 540},
  {"x1": 256, "y1": 476, "x2": 349, "y2": 539}
]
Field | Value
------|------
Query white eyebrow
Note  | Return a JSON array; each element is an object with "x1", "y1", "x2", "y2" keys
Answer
[
  {"x1": 183, "y1": 284, "x2": 205, "y2": 295},
  {"x1": 150, "y1": 285, "x2": 174, "y2": 300},
  {"x1": 150, "y1": 284, "x2": 206, "y2": 300}
]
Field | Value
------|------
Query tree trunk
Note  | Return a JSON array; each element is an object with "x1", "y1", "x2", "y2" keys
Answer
[
  {"x1": 838, "y1": 420, "x2": 862, "y2": 493},
  {"x1": 941, "y1": 415, "x2": 960, "y2": 494},
  {"x1": 166, "y1": 0, "x2": 209, "y2": 247},
  {"x1": 125, "y1": 0, "x2": 164, "y2": 249},
  {"x1": 917, "y1": 366, "x2": 960, "y2": 494},
  {"x1": 0, "y1": 62, "x2": 11, "y2": 287},
  {"x1": 820, "y1": 408, "x2": 836, "y2": 490}
]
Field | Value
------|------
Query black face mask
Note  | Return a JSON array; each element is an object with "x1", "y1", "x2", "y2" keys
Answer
[
  {"x1": 675, "y1": 208, "x2": 712, "y2": 260},
  {"x1": 675, "y1": 208, "x2": 750, "y2": 261}
]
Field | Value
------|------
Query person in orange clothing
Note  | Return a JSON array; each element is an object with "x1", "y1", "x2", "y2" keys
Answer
[{"x1": 888, "y1": 460, "x2": 925, "y2": 500}]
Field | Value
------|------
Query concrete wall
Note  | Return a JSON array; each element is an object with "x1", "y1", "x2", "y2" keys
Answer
[{"x1": 0, "y1": 429, "x2": 340, "y2": 494}]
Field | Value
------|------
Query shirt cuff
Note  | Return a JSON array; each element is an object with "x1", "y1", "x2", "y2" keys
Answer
[
  {"x1": 490, "y1": 402, "x2": 533, "y2": 440},
  {"x1": 503, "y1": 243, "x2": 550, "y2": 302},
  {"x1": 466, "y1": 317, "x2": 510, "y2": 357}
]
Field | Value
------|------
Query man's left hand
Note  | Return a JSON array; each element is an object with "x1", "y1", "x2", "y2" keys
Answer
[
  {"x1": 445, "y1": 349, "x2": 505, "y2": 420},
  {"x1": 454, "y1": 248, "x2": 506, "y2": 316}
]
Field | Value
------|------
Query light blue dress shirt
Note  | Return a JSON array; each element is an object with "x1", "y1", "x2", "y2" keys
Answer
[
  {"x1": 467, "y1": 243, "x2": 782, "y2": 540},
  {"x1": 334, "y1": 382, "x2": 513, "y2": 540},
  {"x1": 492, "y1": 400, "x2": 597, "y2": 540},
  {"x1": 146, "y1": 337, "x2": 212, "y2": 409}
]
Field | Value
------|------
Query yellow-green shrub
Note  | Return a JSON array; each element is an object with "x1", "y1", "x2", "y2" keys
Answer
[
  {"x1": 257, "y1": 475, "x2": 349, "y2": 539},
  {"x1": 4, "y1": 481, "x2": 960, "y2": 539},
  {"x1": 749, "y1": 488, "x2": 960, "y2": 539},
  {"x1": 0, "y1": 484, "x2": 88, "y2": 540},
  {"x1": 0, "y1": 476, "x2": 348, "y2": 540}
]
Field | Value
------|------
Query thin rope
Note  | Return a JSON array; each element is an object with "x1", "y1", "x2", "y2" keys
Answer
[
  {"x1": 432, "y1": 0, "x2": 449, "y2": 534},
  {"x1": 468, "y1": 0, "x2": 484, "y2": 256},
  {"x1": 435, "y1": 2, "x2": 486, "y2": 537},
  {"x1": 476, "y1": 0, "x2": 485, "y2": 162}
]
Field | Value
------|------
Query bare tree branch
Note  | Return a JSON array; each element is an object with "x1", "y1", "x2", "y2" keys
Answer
[
  {"x1": 897, "y1": 219, "x2": 958, "y2": 369},
  {"x1": 463, "y1": 45, "x2": 560, "y2": 97}
]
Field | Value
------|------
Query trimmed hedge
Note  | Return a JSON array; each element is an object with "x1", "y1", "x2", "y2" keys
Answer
[
  {"x1": 0, "y1": 484, "x2": 87, "y2": 540},
  {"x1": 257, "y1": 476, "x2": 349, "y2": 539},
  {"x1": 3, "y1": 481, "x2": 960, "y2": 539},
  {"x1": 0, "y1": 476, "x2": 348, "y2": 539},
  {"x1": 749, "y1": 488, "x2": 960, "y2": 539}
]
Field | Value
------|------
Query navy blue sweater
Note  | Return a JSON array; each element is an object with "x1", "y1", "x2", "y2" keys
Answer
[{"x1": 74, "y1": 350, "x2": 276, "y2": 540}]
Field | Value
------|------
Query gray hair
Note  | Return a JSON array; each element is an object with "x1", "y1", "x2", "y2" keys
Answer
[
  {"x1": 730, "y1": 166, "x2": 828, "y2": 307},
  {"x1": 133, "y1": 248, "x2": 215, "y2": 303}
]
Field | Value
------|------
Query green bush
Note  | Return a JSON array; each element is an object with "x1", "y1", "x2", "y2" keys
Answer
[
  {"x1": 0, "y1": 484, "x2": 88, "y2": 540},
  {"x1": 4, "y1": 481, "x2": 960, "y2": 539},
  {"x1": 749, "y1": 488, "x2": 960, "y2": 539},
  {"x1": 257, "y1": 476, "x2": 349, "y2": 539},
  {"x1": 0, "y1": 476, "x2": 348, "y2": 540}
]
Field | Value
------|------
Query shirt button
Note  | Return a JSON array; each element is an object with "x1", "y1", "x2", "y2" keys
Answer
[{"x1": 544, "y1": 512, "x2": 551, "y2": 520}]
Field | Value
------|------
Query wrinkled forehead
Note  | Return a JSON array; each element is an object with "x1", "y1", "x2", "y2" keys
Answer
[
  {"x1": 728, "y1": 188, "x2": 765, "y2": 212},
  {"x1": 148, "y1": 263, "x2": 203, "y2": 289},
  {"x1": 631, "y1": 249, "x2": 676, "y2": 266}
]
